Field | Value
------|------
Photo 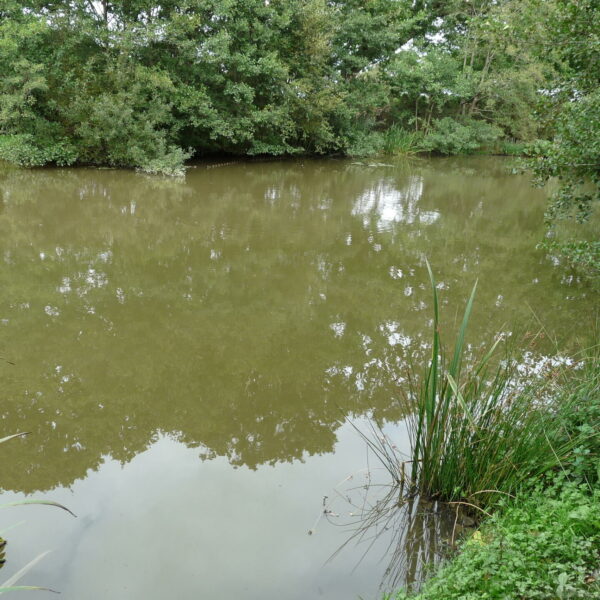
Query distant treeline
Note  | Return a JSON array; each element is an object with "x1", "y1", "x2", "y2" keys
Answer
[{"x1": 0, "y1": 1, "x2": 591, "y2": 171}]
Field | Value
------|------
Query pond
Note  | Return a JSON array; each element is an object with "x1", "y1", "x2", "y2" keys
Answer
[{"x1": 0, "y1": 157, "x2": 595, "y2": 599}]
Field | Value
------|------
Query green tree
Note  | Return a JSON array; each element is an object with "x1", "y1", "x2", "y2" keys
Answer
[{"x1": 529, "y1": 0, "x2": 600, "y2": 280}]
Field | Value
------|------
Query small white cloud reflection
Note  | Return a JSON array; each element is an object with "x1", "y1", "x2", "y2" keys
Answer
[
  {"x1": 380, "y1": 321, "x2": 412, "y2": 348},
  {"x1": 515, "y1": 352, "x2": 579, "y2": 378},
  {"x1": 58, "y1": 277, "x2": 72, "y2": 294},
  {"x1": 330, "y1": 322, "x2": 346, "y2": 338},
  {"x1": 44, "y1": 305, "x2": 60, "y2": 317},
  {"x1": 388, "y1": 332, "x2": 411, "y2": 347},
  {"x1": 85, "y1": 269, "x2": 108, "y2": 289},
  {"x1": 264, "y1": 187, "x2": 280, "y2": 204},
  {"x1": 352, "y1": 176, "x2": 439, "y2": 231},
  {"x1": 325, "y1": 365, "x2": 354, "y2": 378}
]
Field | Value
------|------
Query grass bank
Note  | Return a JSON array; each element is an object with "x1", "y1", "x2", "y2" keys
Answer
[
  {"x1": 371, "y1": 264, "x2": 600, "y2": 598},
  {"x1": 392, "y1": 476, "x2": 600, "y2": 600},
  {"x1": 389, "y1": 344, "x2": 600, "y2": 599}
]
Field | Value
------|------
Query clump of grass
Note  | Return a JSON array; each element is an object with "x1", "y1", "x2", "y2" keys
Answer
[
  {"x1": 383, "y1": 125, "x2": 422, "y2": 156},
  {"x1": 405, "y1": 262, "x2": 584, "y2": 511},
  {"x1": 494, "y1": 139, "x2": 528, "y2": 156}
]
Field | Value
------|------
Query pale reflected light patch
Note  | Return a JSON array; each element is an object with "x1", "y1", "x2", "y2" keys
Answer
[
  {"x1": 316, "y1": 255, "x2": 332, "y2": 279},
  {"x1": 264, "y1": 187, "x2": 280, "y2": 204},
  {"x1": 352, "y1": 176, "x2": 439, "y2": 231},
  {"x1": 515, "y1": 352, "x2": 580, "y2": 378},
  {"x1": 85, "y1": 269, "x2": 108, "y2": 289},
  {"x1": 58, "y1": 277, "x2": 72, "y2": 294},
  {"x1": 380, "y1": 321, "x2": 412, "y2": 348},
  {"x1": 317, "y1": 197, "x2": 332, "y2": 210},
  {"x1": 98, "y1": 250, "x2": 112, "y2": 263},
  {"x1": 330, "y1": 322, "x2": 346, "y2": 338},
  {"x1": 388, "y1": 333, "x2": 411, "y2": 347},
  {"x1": 325, "y1": 365, "x2": 354, "y2": 378}
]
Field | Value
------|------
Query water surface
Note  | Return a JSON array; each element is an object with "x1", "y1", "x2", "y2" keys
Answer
[{"x1": 0, "y1": 157, "x2": 595, "y2": 598}]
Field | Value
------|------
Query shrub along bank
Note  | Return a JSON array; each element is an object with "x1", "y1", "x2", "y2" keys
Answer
[{"x1": 391, "y1": 356, "x2": 600, "y2": 600}]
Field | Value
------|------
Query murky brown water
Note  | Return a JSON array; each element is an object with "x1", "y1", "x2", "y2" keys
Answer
[{"x1": 0, "y1": 157, "x2": 595, "y2": 599}]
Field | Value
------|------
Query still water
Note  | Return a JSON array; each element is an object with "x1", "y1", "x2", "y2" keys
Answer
[{"x1": 0, "y1": 157, "x2": 595, "y2": 599}]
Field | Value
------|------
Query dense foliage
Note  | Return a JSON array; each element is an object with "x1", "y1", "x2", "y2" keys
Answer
[
  {"x1": 0, "y1": 0, "x2": 578, "y2": 170},
  {"x1": 0, "y1": 0, "x2": 422, "y2": 171},
  {"x1": 527, "y1": 0, "x2": 600, "y2": 280}
]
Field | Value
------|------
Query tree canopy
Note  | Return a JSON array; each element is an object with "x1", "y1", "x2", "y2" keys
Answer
[{"x1": 0, "y1": 1, "x2": 569, "y2": 168}]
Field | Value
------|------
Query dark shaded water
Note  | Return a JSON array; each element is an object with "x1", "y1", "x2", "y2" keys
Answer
[{"x1": 0, "y1": 157, "x2": 595, "y2": 598}]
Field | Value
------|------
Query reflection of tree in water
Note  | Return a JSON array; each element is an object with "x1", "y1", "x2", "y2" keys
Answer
[{"x1": 0, "y1": 158, "x2": 594, "y2": 492}]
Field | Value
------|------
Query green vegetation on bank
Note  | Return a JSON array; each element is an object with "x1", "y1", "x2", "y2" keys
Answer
[
  {"x1": 393, "y1": 478, "x2": 600, "y2": 600},
  {"x1": 389, "y1": 324, "x2": 600, "y2": 598},
  {"x1": 526, "y1": 1, "x2": 600, "y2": 281},
  {"x1": 0, "y1": 0, "x2": 589, "y2": 167},
  {"x1": 403, "y1": 265, "x2": 588, "y2": 512}
]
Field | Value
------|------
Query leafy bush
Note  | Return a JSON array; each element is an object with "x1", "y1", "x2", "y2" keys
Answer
[
  {"x1": 422, "y1": 118, "x2": 502, "y2": 155},
  {"x1": 136, "y1": 145, "x2": 192, "y2": 178},
  {"x1": 494, "y1": 139, "x2": 528, "y2": 156},
  {"x1": 539, "y1": 240, "x2": 600, "y2": 286},
  {"x1": 529, "y1": 89, "x2": 600, "y2": 280},
  {"x1": 0, "y1": 134, "x2": 77, "y2": 167},
  {"x1": 343, "y1": 129, "x2": 384, "y2": 157},
  {"x1": 553, "y1": 355, "x2": 600, "y2": 485}
]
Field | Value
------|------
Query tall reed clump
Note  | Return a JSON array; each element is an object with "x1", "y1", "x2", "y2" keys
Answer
[
  {"x1": 383, "y1": 125, "x2": 422, "y2": 156},
  {"x1": 406, "y1": 262, "x2": 584, "y2": 511}
]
